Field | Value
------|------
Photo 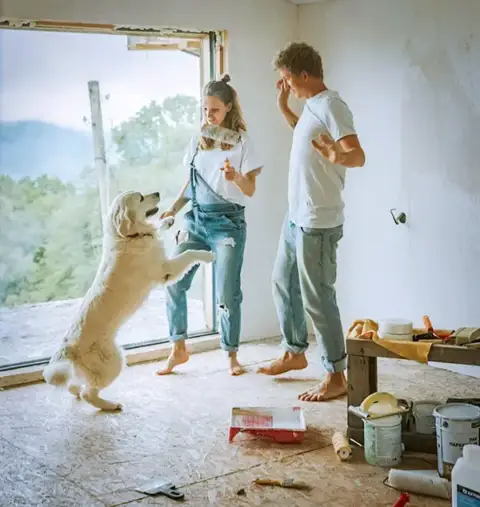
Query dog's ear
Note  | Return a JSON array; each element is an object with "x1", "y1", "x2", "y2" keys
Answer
[{"x1": 113, "y1": 202, "x2": 136, "y2": 237}]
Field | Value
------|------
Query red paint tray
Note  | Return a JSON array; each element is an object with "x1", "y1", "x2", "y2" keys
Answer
[{"x1": 229, "y1": 406, "x2": 306, "y2": 444}]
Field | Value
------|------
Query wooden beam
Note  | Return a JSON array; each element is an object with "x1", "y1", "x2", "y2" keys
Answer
[
  {"x1": 36, "y1": 20, "x2": 115, "y2": 31},
  {"x1": 347, "y1": 338, "x2": 480, "y2": 365},
  {"x1": 347, "y1": 354, "x2": 378, "y2": 431}
]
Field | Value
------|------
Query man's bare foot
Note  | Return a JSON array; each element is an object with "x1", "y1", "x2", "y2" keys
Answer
[
  {"x1": 298, "y1": 372, "x2": 347, "y2": 402},
  {"x1": 257, "y1": 352, "x2": 308, "y2": 376},
  {"x1": 156, "y1": 344, "x2": 189, "y2": 375},
  {"x1": 229, "y1": 352, "x2": 246, "y2": 376}
]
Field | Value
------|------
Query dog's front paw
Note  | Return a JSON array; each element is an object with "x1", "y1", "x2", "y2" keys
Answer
[
  {"x1": 198, "y1": 251, "x2": 216, "y2": 264},
  {"x1": 159, "y1": 217, "x2": 175, "y2": 230}
]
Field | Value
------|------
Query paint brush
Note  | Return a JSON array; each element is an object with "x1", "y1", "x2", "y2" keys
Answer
[{"x1": 254, "y1": 478, "x2": 312, "y2": 491}]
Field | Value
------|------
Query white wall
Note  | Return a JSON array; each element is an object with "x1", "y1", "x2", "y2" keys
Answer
[
  {"x1": 299, "y1": 0, "x2": 480, "y2": 376},
  {"x1": 0, "y1": 0, "x2": 297, "y2": 340}
]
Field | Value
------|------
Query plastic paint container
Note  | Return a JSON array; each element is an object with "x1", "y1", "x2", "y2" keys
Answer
[{"x1": 364, "y1": 413, "x2": 403, "y2": 467}]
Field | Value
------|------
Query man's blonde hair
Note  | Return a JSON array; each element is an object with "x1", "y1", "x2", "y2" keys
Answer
[
  {"x1": 273, "y1": 42, "x2": 323, "y2": 79},
  {"x1": 200, "y1": 74, "x2": 247, "y2": 151}
]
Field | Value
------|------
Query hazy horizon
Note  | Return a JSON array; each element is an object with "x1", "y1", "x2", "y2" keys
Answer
[{"x1": 0, "y1": 29, "x2": 201, "y2": 132}]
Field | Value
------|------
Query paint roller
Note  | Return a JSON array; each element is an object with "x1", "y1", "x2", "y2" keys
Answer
[
  {"x1": 199, "y1": 124, "x2": 242, "y2": 146},
  {"x1": 199, "y1": 125, "x2": 242, "y2": 175},
  {"x1": 332, "y1": 432, "x2": 352, "y2": 461},
  {"x1": 387, "y1": 469, "x2": 451, "y2": 499}
]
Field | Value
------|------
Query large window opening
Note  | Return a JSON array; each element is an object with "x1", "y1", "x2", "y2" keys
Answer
[{"x1": 0, "y1": 24, "x2": 223, "y2": 370}]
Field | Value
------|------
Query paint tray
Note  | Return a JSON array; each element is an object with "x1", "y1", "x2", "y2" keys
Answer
[{"x1": 229, "y1": 407, "x2": 306, "y2": 444}]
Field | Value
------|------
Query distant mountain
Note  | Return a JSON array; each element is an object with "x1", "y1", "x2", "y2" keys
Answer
[{"x1": 0, "y1": 121, "x2": 95, "y2": 182}]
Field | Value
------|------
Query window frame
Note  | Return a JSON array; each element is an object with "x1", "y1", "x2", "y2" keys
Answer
[{"x1": 0, "y1": 20, "x2": 227, "y2": 373}]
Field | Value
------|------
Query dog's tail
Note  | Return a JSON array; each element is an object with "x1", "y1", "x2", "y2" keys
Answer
[{"x1": 43, "y1": 345, "x2": 76, "y2": 386}]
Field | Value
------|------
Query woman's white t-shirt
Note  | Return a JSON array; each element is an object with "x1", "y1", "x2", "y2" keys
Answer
[{"x1": 183, "y1": 132, "x2": 263, "y2": 205}]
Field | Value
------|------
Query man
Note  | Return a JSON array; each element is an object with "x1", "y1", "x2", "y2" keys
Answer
[{"x1": 258, "y1": 42, "x2": 366, "y2": 402}]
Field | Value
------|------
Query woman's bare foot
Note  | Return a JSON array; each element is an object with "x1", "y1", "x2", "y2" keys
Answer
[
  {"x1": 257, "y1": 352, "x2": 308, "y2": 376},
  {"x1": 229, "y1": 352, "x2": 246, "y2": 376},
  {"x1": 156, "y1": 342, "x2": 189, "y2": 375},
  {"x1": 298, "y1": 372, "x2": 347, "y2": 402}
]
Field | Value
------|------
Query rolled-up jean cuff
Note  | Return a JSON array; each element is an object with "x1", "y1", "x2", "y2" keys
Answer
[
  {"x1": 322, "y1": 354, "x2": 347, "y2": 373},
  {"x1": 220, "y1": 344, "x2": 239, "y2": 353},
  {"x1": 282, "y1": 340, "x2": 309, "y2": 355},
  {"x1": 170, "y1": 333, "x2": 188, "y2": 342}
]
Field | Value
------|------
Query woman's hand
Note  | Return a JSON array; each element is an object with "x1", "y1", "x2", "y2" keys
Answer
[
  {"x1": 221, "y1": 159, "x2": 237, "y2": 181},
  {"x1": 160, "y1": 209, "x2": 175, "y2": 219}
]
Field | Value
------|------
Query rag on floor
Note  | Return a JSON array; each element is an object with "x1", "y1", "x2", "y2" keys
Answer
[{"x1": 347, "y1": 318, "x2": 432, "y2": 363}]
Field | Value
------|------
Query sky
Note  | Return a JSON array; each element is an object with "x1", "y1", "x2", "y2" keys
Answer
[{"x1": 0, "y1": 29, "x2": 201, "y2": 131}]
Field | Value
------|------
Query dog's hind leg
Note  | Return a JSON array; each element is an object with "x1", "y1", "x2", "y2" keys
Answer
[
  {"x1": 67, "y1": 366, "x2": 84, "y2": 399},
  {"x1": 67, "y1": 381, "x2": 82, "y2": 399},
  {"x1": 81, "y1": 387, "x2": 123, "y2": 411}
]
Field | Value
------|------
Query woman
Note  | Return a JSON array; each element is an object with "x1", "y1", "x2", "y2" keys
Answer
[{"x1": 156, "y1": 75, "x2": 263, "y2": 376}]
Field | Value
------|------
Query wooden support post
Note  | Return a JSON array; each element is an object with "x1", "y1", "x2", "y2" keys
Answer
[{"x1": 347, "y1": 354, "x2": 377, "y2": 444}]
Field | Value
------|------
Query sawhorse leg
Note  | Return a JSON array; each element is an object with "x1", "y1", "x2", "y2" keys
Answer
[{"x1": 347, "y1": 354, "x2": 378, "y2": 445}]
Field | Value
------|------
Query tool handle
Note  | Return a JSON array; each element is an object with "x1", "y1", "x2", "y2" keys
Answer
[
  {"x1": 422, "y1": 315, "x2": 433, "y2": 332},
  {"x1": 393, "y1": 492, "x2": 410, "y2": 507},
  {"x1": 254, "y1": 479, "x2": 281, "y2": 486}
]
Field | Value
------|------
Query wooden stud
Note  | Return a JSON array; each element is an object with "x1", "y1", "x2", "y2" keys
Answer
[{"x1": 347, "y1": 354, "x2": 378, "y2": 435}]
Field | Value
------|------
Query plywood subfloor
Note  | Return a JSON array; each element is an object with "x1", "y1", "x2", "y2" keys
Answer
[{"x1": 0, "y1": 341, "x2": 478, "y2": 506}]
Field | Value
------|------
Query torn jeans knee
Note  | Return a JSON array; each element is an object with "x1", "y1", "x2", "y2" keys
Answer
[{"x1": 221, "y1": 237, "x2": 235, "y2": 247}]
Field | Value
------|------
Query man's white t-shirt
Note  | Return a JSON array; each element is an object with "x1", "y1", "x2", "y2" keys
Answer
[
  {"x1": 288, "y1": 90, "x2": 357, "y2": 229},
  {"x1": 183, "y1": 132, "x2": 263, "y2": 206}
]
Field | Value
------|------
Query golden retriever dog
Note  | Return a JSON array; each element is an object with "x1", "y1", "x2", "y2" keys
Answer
[{"x1": 43, "y1": 190, "x2": 214, "y2": 411}]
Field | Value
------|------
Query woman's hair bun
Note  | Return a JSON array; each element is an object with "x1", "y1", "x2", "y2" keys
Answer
[{"x1": 221, "y1": 73, "x2": 231, "y2": 84}]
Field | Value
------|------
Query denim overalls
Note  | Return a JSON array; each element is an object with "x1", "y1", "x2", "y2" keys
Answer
[{"x1": 165, "y1": 144, "x2": 247, "y2": 352}]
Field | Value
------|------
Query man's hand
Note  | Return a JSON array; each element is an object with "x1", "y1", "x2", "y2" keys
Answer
[
  {"x1": 312, "y1": 133, "x2": 366, "y2": 168},
  {"x1": 221, "y1": 159, "x2": 236, "y2": 181},
  {"x1": 311, "y1": 134, "x2": 342, "y2": 164},
  {"x1": 276, "y1": 78, "x2": 290, "y2": 110}
]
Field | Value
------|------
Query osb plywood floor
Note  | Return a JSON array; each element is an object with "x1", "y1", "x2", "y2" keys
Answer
[{"x1": 1, "y1": 341, "x2": 478, "y2": 507}]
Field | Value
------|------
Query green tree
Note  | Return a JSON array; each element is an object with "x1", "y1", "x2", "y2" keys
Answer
[
  {"x1": 111, "y1": 94, "x2": 199, "y2": 200},
  {"x1": 0, "y1": 94, "x2": 199, "y2": 307}
]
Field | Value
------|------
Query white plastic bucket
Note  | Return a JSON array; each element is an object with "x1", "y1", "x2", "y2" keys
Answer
[
  {"x1": 413, "y1": 400, "x2": 441, "y2": 435},
  {"x1": 364, "y1": 414, "x2": 402, "y2": 467},
  {"x1": 434, "y1": 403, "x2": 480, "y2": 479}
]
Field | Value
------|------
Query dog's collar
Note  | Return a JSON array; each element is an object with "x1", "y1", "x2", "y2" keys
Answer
[{"x1": 125, "y1": 232, "x2": 154, "y2": 239}]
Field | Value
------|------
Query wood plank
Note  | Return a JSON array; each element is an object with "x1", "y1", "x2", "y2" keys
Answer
[
  {"x1": 37, "y1": 20, "x2": 115, "y2": 31},
  {"x1": 347, "y1": 427, "x2": 437, "y2": 455},
  {"x1": 347, "y1": 355, "x2": 378, "y2": 431},
  {"x1": 347, "y1": 338, "x2": 480, "y2": 365}
]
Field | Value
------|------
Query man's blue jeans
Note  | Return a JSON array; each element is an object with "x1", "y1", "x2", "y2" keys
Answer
[{"x1": 272, "y1": 215, "x2": 346, "y2": 373}]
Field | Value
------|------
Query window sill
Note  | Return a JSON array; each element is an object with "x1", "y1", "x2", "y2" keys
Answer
[{"x1": 0, "y1": 334, "x2": 274, "y2": 389}]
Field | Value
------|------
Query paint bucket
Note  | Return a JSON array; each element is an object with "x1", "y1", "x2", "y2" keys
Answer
[
  {"x1": 364, "y1": 414, "x2": 402, "y2": 467},
  {"x1": 433, "y1": 403, "x2": 480, "y2": 479},
  {"x1": 413, "y1": 400, "x2": 440, "y2": 435}
]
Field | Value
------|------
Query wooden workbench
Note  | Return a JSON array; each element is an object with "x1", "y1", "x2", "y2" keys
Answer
[{"x1": 346, "y1": 337, "x2": 480, "y2": 454}]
